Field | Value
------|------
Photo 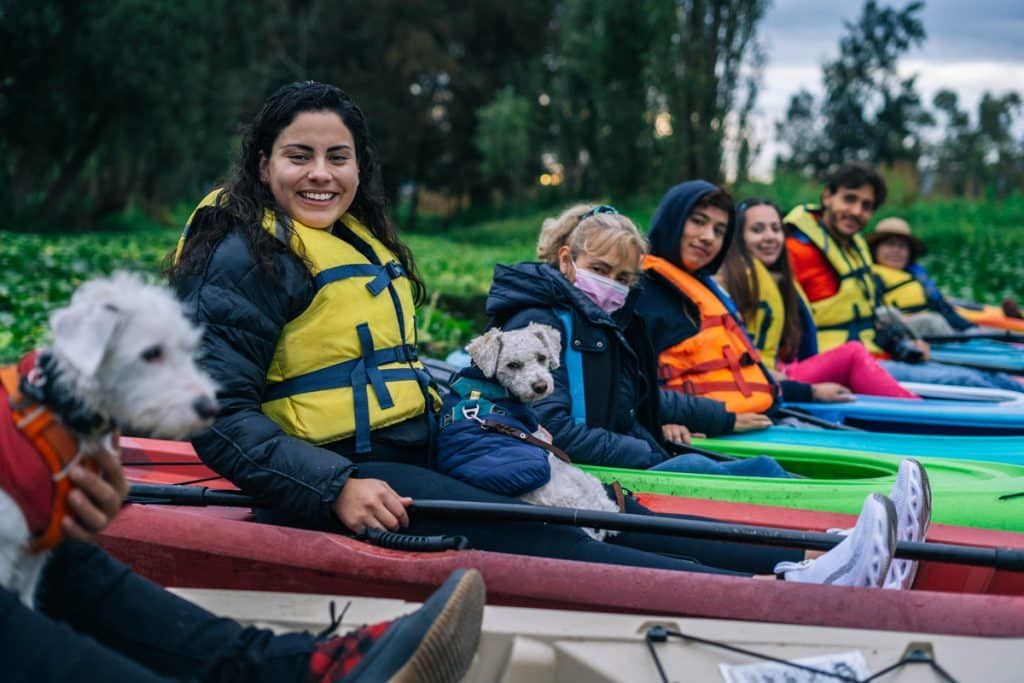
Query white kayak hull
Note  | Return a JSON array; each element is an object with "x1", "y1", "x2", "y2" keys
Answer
[{"x1": 173, "y1": 587, "x2": 1024, "y2": 682}]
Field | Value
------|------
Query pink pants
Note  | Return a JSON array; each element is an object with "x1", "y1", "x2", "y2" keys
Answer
[{"x1": 779, "y1": 342, "x2": 920, "y2": 399}]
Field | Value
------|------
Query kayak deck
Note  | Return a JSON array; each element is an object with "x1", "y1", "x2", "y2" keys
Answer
[{"x1": 175, "y1": 588, "x2": 1024, "y2": 682}]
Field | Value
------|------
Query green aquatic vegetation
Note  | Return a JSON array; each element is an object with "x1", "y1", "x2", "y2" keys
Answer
[{"x1": 3, "y1": 195, "x2": 1023, "y2": 361}]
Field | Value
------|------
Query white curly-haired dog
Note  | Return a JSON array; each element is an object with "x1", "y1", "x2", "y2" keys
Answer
[
  {"x1": 466, "y1": 323, "x2": 620, "y2": 540},
  {"x1": 0, "y1": 273, "x2": 219, "y2": 607}
]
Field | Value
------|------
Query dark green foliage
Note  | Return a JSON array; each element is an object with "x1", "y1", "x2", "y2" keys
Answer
[
  {"x1": 930, "y1": 90, "x2": 1024, "y2": 197},
  {"x1": 0, "y1": 0, "x2": 260, "y2": 230}
]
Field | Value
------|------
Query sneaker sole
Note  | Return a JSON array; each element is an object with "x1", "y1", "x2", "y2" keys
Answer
[
  {"x1": 888, "y1": 460, "x2": 932, "y2": 589},
  {"x1": 390, "y1": 569, "x2": 486, "y2": 683}
]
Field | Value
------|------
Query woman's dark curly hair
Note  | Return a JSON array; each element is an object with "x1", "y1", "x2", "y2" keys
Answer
[{"x1": 166, "y1": 81, "x2": 426, "y2": 303}]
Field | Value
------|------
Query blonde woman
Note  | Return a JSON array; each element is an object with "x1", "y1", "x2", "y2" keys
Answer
[{"x1": 484, "y1": 204, "x2": 789, "y2": 476}]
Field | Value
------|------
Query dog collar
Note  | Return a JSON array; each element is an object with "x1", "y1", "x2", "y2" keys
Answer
[
  {"x1": 450, "y1": 376, "x2": 510, "y2": 402},
  {"x1": 0, "y1": 352, "x2": 85, "y2": 552}
]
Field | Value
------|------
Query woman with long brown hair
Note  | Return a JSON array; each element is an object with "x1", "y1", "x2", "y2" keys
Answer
[{"x1": 720, "y1": 198, "x2": 917, "y2": 398}]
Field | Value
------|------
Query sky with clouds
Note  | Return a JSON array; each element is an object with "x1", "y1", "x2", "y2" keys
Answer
[{"x1": 750, "y1": 0, "x2": 1024, "y2": 177}]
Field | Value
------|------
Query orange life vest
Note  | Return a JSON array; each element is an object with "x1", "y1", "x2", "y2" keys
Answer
[{"x1": 642, "y1": 255, "x2": 777, "y2": 414}]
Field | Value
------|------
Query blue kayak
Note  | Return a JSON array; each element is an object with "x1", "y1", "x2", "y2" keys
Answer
[
  {"x1": 785, "y1": 385, "x2": 1024, "y2": 435},
  {"x1": 930, "y1": 339, "x2": 1024, "y2": 374},
  {"x1": 711, "y1": 427, "x2": 1024, "y2": 465}
]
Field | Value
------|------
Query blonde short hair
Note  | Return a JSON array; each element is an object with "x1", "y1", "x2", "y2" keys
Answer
[{"x1": 536, "y1": 204, "x2": 648, "y2": 266}]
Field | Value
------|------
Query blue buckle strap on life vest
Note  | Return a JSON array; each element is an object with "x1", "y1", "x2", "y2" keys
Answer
[
  {"x1": 556, "y1": 309, "x2": 587, "y2": 425},
  {"x1": 816, "y1": 303, "x2": 874, "y2": 341},
  {"x1": 262, "y1": 343, "x2": 419, "y2": 402},
  {"x1": 314, "y1": 261, "x2": 407, "y2": 295},
  {"x1": 754, "y1": 301, "x2": 772, "y2": 348}
]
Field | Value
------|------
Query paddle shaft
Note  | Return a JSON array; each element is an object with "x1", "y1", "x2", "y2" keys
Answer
[
  {"x1": 125, "y1": 484, "x2": 1024, "y2": 571},
  {"x1": 924, "y1": 333, "x2": 1024, "y2": 344},
  {"x1": 776, "y1": 407, "x2": 861, "y2": 431}
]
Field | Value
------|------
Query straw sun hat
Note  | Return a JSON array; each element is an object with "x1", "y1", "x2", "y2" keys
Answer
[{"x1": 866, "y1": 217, "x2": 926, "y2": 262}]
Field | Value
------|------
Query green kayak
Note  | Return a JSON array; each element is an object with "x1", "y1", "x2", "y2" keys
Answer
[{"x1": 580, "y1": 442, "x2": 1024, "y2": 532}]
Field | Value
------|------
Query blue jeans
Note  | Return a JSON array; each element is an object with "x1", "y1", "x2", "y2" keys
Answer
[
  {"x1": 650, "y1": 453, "x2": 793, "y2": 478},
  {"x1": 880, "y1": 360, "x2": 1024, "y2": 392}
]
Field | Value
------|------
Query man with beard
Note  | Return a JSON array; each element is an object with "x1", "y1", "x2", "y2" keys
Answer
[{"x1": 784, "y1": 162, "x2": 1022, "y2": 391}]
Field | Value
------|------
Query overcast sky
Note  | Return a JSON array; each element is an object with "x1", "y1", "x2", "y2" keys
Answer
[{"x1": 750, "y1": 0, "x2": 1024, "y2": 177}]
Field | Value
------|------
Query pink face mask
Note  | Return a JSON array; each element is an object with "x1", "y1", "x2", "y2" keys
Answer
[{"x1": 573, "y1": 264, "x2": 630, "y2": 313}]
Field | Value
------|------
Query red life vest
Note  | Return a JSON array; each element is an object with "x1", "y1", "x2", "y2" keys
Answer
[
  {"x1": 0, "y1": 353, "x2": 85, "y2": 552},
  {"x1": 643, "y1": 255, "x2": 777, "y2": 414}
]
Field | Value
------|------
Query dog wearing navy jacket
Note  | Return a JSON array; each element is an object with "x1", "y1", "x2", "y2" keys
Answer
[{"x1": 437, "y1": 324, "x2": 619, "y2": 540}]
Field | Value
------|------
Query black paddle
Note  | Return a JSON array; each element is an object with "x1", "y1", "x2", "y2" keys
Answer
[
  {"x1": 125, "y1": 484, "x2": 1024, "y2": 571},
  {"x1": 924, "y1": 332, "x2": 1024, "y2": 344},
  {"x1": 776, "y1": 406, "x2": 862, "y2": 431}
]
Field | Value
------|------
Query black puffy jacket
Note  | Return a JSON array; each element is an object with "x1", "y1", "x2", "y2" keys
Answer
[
  {"x1": 637, "y1": 181, "x2": 813, "y2": 404},
  {"x1": 172, "y1": 227, "x2": 358, "y2": 529},
  {"x1": 485, "y1": 262, "x2": 735, "y2": 469}
]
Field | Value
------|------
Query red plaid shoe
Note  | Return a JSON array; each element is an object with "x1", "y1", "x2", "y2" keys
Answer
[{"x1": 308, "y1": 569, "x2": 485, "y2": 683}]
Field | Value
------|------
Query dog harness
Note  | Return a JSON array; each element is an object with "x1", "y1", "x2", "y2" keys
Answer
[
  {"x1": 784, "y1": 205, "x2": 880, "y2": 352},
  {"x1": 180, "y1": 190, "x2": 440, "y2": 454},
  {"x1": 443, "y1": 376, "x2": 574, "y2": 463},
  {"x1": 642, "y1": 255, "x2": 778, "y2": 414},
  {"x1": 0, "y1": 353, "x2": 86, "y2": 552}
]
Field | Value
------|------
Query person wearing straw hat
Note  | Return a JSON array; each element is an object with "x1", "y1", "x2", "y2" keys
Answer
[
  {"x1": 867, "y1": 217, "x2": 975, "y2": 337},
  {"x1": 785, "y1": 162, "x2": 1022, "y2": 391}
]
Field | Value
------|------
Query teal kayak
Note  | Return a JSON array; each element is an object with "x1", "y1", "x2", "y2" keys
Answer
[{"x1": 709, "y1": 427, "x2": 1024, "y2": 465}]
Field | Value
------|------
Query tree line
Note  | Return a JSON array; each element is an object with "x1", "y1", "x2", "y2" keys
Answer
[
  {"x1": 0, "y1": 0, "x2": 768, "y2": 230},
  {"x1": 1, "y1": 0, "x2": 1020, "y2": 232},
  {"x1": 774, "y1": 1, "x2": 1024, "y2": 199}
]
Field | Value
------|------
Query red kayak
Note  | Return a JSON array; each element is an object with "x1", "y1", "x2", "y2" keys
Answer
[{"x1": 100, "y1": 438, "x2": 1024, "y2": 638}]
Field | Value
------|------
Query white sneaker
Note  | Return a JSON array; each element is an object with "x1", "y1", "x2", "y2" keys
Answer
[
  {"x1": 884, "y1": 459, "x2": 932, "y2": 590},
  {"x1": 776, "y1": 494, "x2": 896, "y2": 588}
]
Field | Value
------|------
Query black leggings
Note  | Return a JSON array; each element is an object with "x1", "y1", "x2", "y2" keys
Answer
[{"x1": 257, "y1": 461, "x2": 800, "y2": 576}]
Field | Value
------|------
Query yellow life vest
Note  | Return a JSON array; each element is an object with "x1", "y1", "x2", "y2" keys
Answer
[
  {"x1": 182, "y1": 190, "x2": 440, "y2": 452},
  {"x1": 643, "y1": 255, "x2": 777, "y2": 414},
  {"x1": 784, "y1": 205, "x2": 879, "y2": 352},
  {"x1": 746, "y1": 259, "x2": 814, "y2": 370},
  {"x1": 746, "y1": 259, "x2": 785, "y2": 371},
  {"x1": 872, "y1": 264, "x2": 929, "y2": 314}
]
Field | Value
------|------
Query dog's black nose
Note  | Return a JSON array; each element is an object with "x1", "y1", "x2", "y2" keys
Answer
[
  {"x1": 192, "y1": 396, "x2": 220, "y2": 419},
  {"x1": 531, "y1": 380, "x2": 549, "y2": 395}
]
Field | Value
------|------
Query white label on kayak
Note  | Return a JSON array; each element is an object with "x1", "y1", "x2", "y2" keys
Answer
[{"x1": 719, "y1": 650, "x2": 870, "y2": 682}]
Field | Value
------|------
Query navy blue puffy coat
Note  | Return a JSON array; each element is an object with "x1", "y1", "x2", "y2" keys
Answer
[
  {"x1": 485, "y1": 262, "x2": 735, "y2": 470},
  {"x1": 436, "y1": 367, "x2": 551, "y2": 496}
]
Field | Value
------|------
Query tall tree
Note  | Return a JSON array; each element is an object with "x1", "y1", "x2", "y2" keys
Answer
[
  {"x1": 646, "y1": 0, "x2": 770, "y2": 185},
  {"x1": 550, "y1": 0, "x2": 655, "y2": 197},
  {"x1": 929, "y1": 89, "x2": 1022, "y2": 197},
  {"x1": 775, "y1": 1, "x2": 930, "y2": 176}
]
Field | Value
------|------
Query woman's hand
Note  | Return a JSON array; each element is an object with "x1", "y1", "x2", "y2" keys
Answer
[
  {"x1": 811, "y1": 382, "x2": 854, "y2": 403},
  {"x1": 63, "y1": 442, "x2": 129, "y2": 542},
  {"x1": 732, "y1": 412, "x2": 773, "y2": 433},
  {"x1": 662, "y1": 423, "x2": 703, "y2": 445},
  {"x1": 334, "y1": 477, "x2": 412, "y2": 533}
]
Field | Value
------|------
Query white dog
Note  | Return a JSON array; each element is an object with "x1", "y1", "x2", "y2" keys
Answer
[
  {"x1": 0, "y1": 273, "x2": 219, "y2": 607},
  {"x1": 465, "y1": 324, "x2": 621, "y2": 541}
]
